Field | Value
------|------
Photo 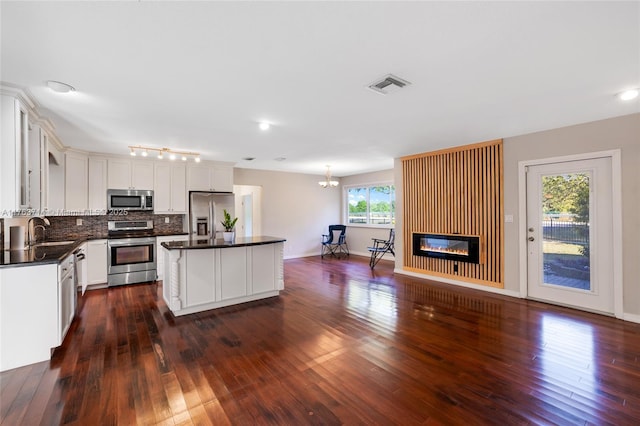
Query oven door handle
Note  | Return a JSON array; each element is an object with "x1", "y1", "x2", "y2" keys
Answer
[{"x1": 108, "y1": 239, "x2": 155, "y2": 247}]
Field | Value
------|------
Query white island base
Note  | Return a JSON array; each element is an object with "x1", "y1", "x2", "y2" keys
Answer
[{"x1": 161, "y1": 237, "x2": 285, "y2": 316}]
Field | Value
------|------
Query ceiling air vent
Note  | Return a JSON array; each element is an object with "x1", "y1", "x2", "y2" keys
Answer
[{"x1": 367, "y1": 74, "x2": 411, "y2": 95}]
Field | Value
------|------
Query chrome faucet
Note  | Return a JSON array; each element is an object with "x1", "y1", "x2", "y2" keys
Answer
[{"x1": 28, "y1": 217, "x2": 51, "y2": 246}]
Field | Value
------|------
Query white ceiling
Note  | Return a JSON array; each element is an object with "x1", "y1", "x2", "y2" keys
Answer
[{"x1": 1, "y1": 1, "x2": 638, "y2": 177}]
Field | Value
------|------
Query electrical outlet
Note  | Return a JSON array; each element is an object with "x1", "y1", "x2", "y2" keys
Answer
[
  {"x1": 165, "y1": 217, "x2": 170, "y2": 224},
  {"x1": 76, "y1": 218, "x2": 83, "y2": 226},
  {"x1": 505, "y1": 214, "x2": 514, "y2": 223}
]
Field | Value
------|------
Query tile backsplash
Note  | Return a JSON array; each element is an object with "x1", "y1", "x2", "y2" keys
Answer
[{"x1": 44, "y1": 212, "x2": 184, "y2": 240}]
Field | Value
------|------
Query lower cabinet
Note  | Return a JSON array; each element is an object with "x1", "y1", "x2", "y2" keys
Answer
[
  {"x1": 0, "y1": 256, "x2": 76, "y2": 372},
  {"x1": 251, "y1": 244, "x2": 277, "y2": 294},
  {"x1": 87, "y1": 239, "x2": 108, "y2": 285},
  {"x1": 185, "y1": 249, "x2": 218, "y2": 306},
  {"x1": 59, "y1": 254, "x2": 76, "y2": 341},
  {"x1": 219, "y1": 247, "x2": 248, "y2": 301},
  {"x1": 157, "y1": 235, "x2": 189, "y2": 281},
  {"x1": 164, "y1": 242, "x2": 284, "y2": 316}
]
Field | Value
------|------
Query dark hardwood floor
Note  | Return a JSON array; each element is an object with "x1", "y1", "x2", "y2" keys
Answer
[{"x1": 2, "y1": 255, "x2": 640, "y2": 425}]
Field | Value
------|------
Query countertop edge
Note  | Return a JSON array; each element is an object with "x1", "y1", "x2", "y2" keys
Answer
[
  {"x1": 161, "y1": 237, "x2": 286, "y2": 250},
  {"x1": 1, "y1": 231, "x2": 190, "y2": 269}
]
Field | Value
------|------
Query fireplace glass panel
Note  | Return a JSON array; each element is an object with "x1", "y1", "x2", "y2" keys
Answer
[
  {"x1": 420, "y1": 237, "x2": 469, "y2": 256},
  {"x1": 412, "y1": 233, "x2": 480, "y2": 264}
]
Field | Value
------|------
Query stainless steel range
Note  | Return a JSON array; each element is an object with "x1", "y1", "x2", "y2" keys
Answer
[{"x1": 107, "y1": 220, "x2": 156, "y2": 286}]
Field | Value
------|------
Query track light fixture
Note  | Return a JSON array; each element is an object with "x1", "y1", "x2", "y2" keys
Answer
[{"x1": 128, "y1": 145, "x2": 200, "y2": 162}]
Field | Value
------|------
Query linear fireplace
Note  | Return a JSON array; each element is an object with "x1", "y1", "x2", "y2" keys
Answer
[{"x1": 412, "y1": 233, "x2": 480, "y2": 264}]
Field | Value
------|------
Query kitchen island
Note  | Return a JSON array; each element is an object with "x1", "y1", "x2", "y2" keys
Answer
[{"x1": 160, "y1": 236, "x2": 286, "y2": 316}]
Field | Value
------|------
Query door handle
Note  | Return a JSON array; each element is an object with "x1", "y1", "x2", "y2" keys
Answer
[{"x1": 528, "y1": 236, "x2": 535, "y2": 241}]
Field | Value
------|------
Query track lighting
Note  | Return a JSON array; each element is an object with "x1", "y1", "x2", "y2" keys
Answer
[{"x1": 128, "y1": 146, "x2": 200, "y2": 162}]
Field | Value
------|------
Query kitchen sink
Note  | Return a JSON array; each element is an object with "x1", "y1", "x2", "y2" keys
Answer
[{"x1": 32, "y1": 240, "x2": 76, "y2": 247}]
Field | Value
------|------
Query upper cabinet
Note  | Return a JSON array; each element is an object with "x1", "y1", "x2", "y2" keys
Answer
[
  {"x1": 187, "y1": 163, "x2": 233, "y2": 192},
  {"x1": 65, "y1": 152, "x2": 88, "y2": 211},
  {"x1": 154, "y1": 163, "x2": 186, "y2": 213},
  {"x1": 46, "y1": 142, "x2": 65, "y2": 211},
  {"x1": 107, "y1": 158, "x2": 154, "y2": 190},
  {"x1": 88, "y1": 157, "x2": 107, "y2": 212},
  {"x1": 1, "y1": 94, "x2": 29, "y2": 213}
]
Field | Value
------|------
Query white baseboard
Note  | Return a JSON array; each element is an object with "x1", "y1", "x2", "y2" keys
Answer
[
  {"x1": 284, "y1": 251, "x2": 395, "y2": 261},
  {"x1": 394, "y1": 268, "x2": 523, "y2": 299},
  {"x1": 284, "y1": 252, "x2": 319, "y2": 260},
  {"x1": 623, "y1": 313, "x2": 640, "y2": 324}
]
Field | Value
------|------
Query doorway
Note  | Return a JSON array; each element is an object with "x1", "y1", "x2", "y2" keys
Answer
[
  {"x1": 234, "y1": 185, "x2": 262, "y2": 238},
  {"x1": 521, "y1": 152, "x2": 622, "y2": 315}
]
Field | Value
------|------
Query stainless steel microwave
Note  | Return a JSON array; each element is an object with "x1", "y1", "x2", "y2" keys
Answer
[{"x1": 107, "y1": 189, "x2": 154, "y2": 211}]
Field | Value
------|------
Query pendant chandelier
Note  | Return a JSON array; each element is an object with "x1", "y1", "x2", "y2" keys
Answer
[{"x1": 318, "y1": 165, "x2": 339, "y2": 188}]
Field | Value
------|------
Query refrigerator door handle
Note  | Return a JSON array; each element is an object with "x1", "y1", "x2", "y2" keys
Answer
[{"x1": 209, "y1": 201, "x2": 215, "y2": 238}]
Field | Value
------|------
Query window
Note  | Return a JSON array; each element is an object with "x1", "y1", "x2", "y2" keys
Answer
[{"x1": 346, "y1": 184, "x2": 395, "y2": 226}]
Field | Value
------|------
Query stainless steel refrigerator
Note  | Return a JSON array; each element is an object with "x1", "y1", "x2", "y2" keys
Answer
[{"x1": 188, "y1": 191, "x2": 235, "y2": 239}]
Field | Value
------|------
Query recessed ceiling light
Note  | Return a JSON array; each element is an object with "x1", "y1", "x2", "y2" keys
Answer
[
  {"x1": 618, "y1": 89, "x2": 639, "y2": 101},
  {"x1": 46, "y1": 80, "x2": 75, "y2": 93},
  {"x1": 259, "y1": 122, "x2": 270, "y2": 131}
]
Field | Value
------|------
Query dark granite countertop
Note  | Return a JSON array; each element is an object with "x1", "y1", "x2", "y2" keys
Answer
[
  {"x1": 161, "y1": 236, "x2": 286, "y2": 250},
  {"x1": 1, "y1": 240, "x2": 84, "y2": 268},
  {"x1": 0, "y1": 231, "x2": 189, "y2": 268}
]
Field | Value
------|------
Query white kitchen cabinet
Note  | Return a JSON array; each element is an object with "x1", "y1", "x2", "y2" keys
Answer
[
  {"x1": 58, "y1": 252, "x2": 76, "y2": 342},
  {"x1": 251, "y1": 244, "x2": 276, "y2": 294},
  {"x1": 187, "y1": 163, "x2": 233, "y2": 192},
  {"x1": 156, "y1": 235, "x2": 189, "y2": 281},
  {"x1": 87, "y1": 239, "x2": 108, "y2": 285},
  {"x1": 88, "y1": 157, "x2": 107, "y2": 212},
  {"x1": 219, "y1": 247, "x2": 247, "y2": 301},
  {"x1": 163, "y1": 240, "x2": 284, "y2": 316},
  {"x1": 154, "y1": 163, "x2": 186, "y2": 213},
  {"x1": 132, "y1": 160, "x2": 155, "y2": 190},
  {"x1": 0, "y1": 263, "x2": 59, "y2": 372},
  {"x1": 1, "y1": 94, "x2": 29, "y2": 213},
  {"x1": 65, "y1": 152, "x2": 89, "y2": 211},
  {"x1": 27, "y1": 124, "x2": 46, "y2": 210},
  {"x1": 185, "y1": 249, "x2": 217, "y2": 307},
  {"x1": 107, "y1": 158, "x2": 155, "y2": 190},
  {"x1": 47, "y1": 142, "x2": 65, "y2": 211},
  {"x1": 107, "y1": 158, "x2": 130, "y2": 189}
]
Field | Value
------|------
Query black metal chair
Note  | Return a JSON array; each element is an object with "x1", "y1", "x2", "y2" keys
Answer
[
  {"x1": 321, "y1": 225, "x2": 349, "y2": 258},
  {"x1": 368, "y1": 229, "x2": 395, "y2": 269}
]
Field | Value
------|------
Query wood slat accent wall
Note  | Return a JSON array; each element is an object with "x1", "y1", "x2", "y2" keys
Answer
[{"x1": 401, "y1": 140, "x2": 504, "y2": 287}]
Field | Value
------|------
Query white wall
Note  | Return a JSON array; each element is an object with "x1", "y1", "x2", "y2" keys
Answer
[
  {"x1": 340, "y1": 169, "x2": 395, "y2": 258},
  {"x1": 234, "y1": 168, "x2": 341, "y2": 258}
]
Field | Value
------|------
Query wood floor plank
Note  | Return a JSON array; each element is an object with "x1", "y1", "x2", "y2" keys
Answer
[{"x1": 1, "y1": 254, "x2": 640, "y2": 425}]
